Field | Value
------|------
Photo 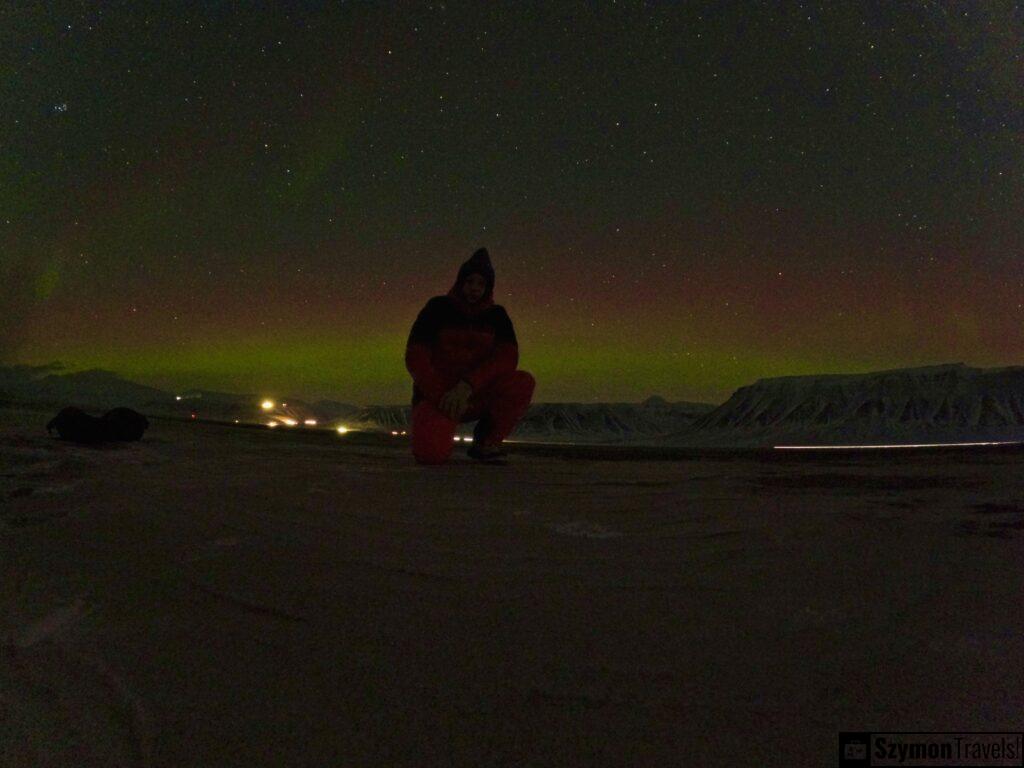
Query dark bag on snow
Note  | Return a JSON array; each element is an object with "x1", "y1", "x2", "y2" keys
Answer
[
  {"x1": 101, "y1": 407, "x2": 149, "y2": 441},
  {"x1": 46, "y1": 406, "x2": 149, "y2": 443}
]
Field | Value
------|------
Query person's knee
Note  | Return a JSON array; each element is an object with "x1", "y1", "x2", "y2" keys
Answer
[
  {"x1": 491, "y1": 369, "x2": 535, "y2": 391},
  {"x1": 512, "y1": 370, "x2": 536, "y2": 401}
]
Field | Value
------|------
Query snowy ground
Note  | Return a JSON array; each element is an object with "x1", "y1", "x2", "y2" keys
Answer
[{"x1": 1, "y1": 405, "x2": 1022, "y2": 767}]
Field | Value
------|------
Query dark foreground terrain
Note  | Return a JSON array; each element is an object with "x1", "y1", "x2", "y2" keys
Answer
[{"x1": 1, "y1": 406, "x2": 1021, "y2": 766}]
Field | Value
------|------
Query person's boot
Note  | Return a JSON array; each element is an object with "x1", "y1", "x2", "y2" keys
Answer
[
  {"x1": 467, "y1": 443, "x2": 509, "y2": 463},
  {"x1": 471, "y1": 414, "x2": 494, "y2": 446},
  {"x1": 468, "y1": 415, "x2": 508, "y2": 463}
]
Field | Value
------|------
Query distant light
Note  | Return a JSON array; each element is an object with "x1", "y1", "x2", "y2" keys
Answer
[
  {"x1": 390, "y1": 430, "x2": 399, "y2": 436},
  {"x1": 190, "y1": 413, "x2": 197, "y2": 420},
  {"x1": 304, "y1": 419, "x2": 317, "y2": 426},
  {"x1": 400, "y1": 430, "x2": 407, "y2": 435},
  {"x1": 261, "y1": 400, "x2": 274, "y2": 410},
  {"x1": 336, "y1": 426, "x2": 348, "y2": 434},
  {"x1": 175, "y1": 395, "x2": 182, "y2": 401},
  {"x1": 281, "y1": 418, "x2": 298, "y2": 426},
  {"x1": 267, "y1": 421, "x2": 278, "y2": 428},
  {"x1": 453, "y1": 436, "x2": 461, "y2": 441},
  {"x1": 774, "y1": 440, "x2": 1024, "y2": 450},
  {"x1": 282, "y1": 402, "x2": 288, "y2": 407},
  {"x1": 233, "y1": 419, "x2": 239, "y2": 424},
  {"x1": 464, "y1": 436, "x2": 473, "y2": 442}
]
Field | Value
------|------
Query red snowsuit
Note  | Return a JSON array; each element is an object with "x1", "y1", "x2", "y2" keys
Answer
[{"x1": 405, "y1": 263, "x2": 535, "y2": 464}]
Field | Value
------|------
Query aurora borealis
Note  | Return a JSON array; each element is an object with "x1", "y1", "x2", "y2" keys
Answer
[{"x1": 4, "y1": 2, "x2": 1021, "y2": 404}]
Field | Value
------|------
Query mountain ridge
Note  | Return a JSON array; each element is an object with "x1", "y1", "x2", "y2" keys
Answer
[
  {"x1": 5, "y1": 361, "x2": 1022, "y2": 446},
  {"x1": 663, "y1": 362, "x2": 1024, "y2": 446}
]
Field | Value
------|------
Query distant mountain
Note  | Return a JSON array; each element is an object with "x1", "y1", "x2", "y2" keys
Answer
[
  {"x1": 13, "y1": 361, "x2": 1020, "y2": 448},
  {"x1": 339, "y1": 399, "x2": 715, "y2": 443},
  {"x1": 347, "y1": 405, "x2": 412, "y2": 431},
  {"x1": 513, "y1": 399, "x2": 714, "y2": 443},
  {"x1": 311, "y1": 400, "x2": 363, "y2": 422},
  {"x1": 0, "y1": 365, "x2": 168, "y2": 410},
  {"x1": 2, "y1": 366, "x2": 717, "y2": 442},
  {"x1": 661, "y1": 363, "x2": 1024, "y2": 447},
  {"x1": 175, "y1": 391, "x2": 362, "y2": 424},
  {"x1": 0, "y1": 366, "x2": 360, "y2": 425}
]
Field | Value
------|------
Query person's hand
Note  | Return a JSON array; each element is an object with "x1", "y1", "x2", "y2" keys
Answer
[{"x1": 438, "y1": 379, "x2": 473, "y2": 420}]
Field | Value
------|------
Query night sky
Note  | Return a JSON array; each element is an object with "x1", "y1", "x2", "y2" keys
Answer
[{"x1": 4, "y1": 2, "x2": 1021, "y2": 404}]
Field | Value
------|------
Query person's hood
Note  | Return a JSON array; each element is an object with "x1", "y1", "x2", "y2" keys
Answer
[{"x1": 447, "y1": 247, "x2": 495, "y2": 315}]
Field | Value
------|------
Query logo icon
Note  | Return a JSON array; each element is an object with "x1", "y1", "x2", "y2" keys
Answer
[
  {"x1": 844, "y1": 741, "x2": 867, "y2": 760},
  {"x1": 839, "y1": 733, "x2": 870, "y2": 765}
]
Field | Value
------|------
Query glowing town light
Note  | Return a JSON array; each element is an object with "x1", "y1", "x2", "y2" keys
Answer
[
  {"x1": 281, "y1": 418, "x2": 298, "y2": 426},
  {"x1": 267, "y1": 421, "x2": 278, "y2": 428},
  {"x1": 390, "y1": 430, "x2": 399, "y2": 436},
  {"x1": 774, "y1": 440, "x2": 1024, "y2": 450},
  {"x1": 400, "y1": 431, "x2": 407, "y2": 435},
  {"x1": 463, "y1": 436, "x2": 473, "y2": 442},
  {"x1": 453, "y1": 436, "x2": 461, "y2": 441},
  {"x1": 175, "y1": 395, "x2": 182, "y2": 401},
  {"x1": 304, "y1": 419, "x2": 317, "y2": 426},
  {"x1": 336, "y1": 426, "x2": 348, "y2": 435},
  {"x1": 233, "y1": 419, "x2": 239, "y2": 424},
  {"x1": 261, "y1": 400, "x2": 275, "y2": 410}
]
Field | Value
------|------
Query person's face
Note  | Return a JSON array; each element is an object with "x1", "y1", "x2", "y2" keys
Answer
[{"x1": 461, "y1": 272, "x2": 487, "y2": 303}]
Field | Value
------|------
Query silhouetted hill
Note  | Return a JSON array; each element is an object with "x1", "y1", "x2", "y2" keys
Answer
[
  {"x1": 662, "y1": 363, "x2": 1024, "y2": 446},
  {"x1": 0, "y1": 365, "x2": 167, "y2": 410}
]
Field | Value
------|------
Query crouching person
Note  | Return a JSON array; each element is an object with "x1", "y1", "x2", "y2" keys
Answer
[{"x1": 404, "y1": 248, "x2": 535, "y2": 465}]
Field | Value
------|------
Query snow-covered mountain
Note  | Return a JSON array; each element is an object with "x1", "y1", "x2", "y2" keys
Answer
[
  {"x1": 310, "y1": 400, "x2": 363, "y2": 422},
  {"x1": 512, "y1": 397, "x2": 714, "y2": 443},
  {"x1": 304, "y1": 397, "x2": 715, "y2": 442},
  {"x1": 663, "y1": 363, "x2": 1024, "y2": 447},
  {"x1": 346, "y1": 405, "x2": 412, "y2": 431},
  {"x1": 9, "y1": 361, "x2": 1021, "y2": 448}
]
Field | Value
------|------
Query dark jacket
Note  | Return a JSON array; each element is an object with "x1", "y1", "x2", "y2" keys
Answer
[{"x1": 404, "y1": 273, "x2": 519, "y2": 407}]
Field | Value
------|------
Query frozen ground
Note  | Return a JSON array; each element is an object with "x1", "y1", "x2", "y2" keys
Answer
[{"x1": 1, "y1": 405, "x2": 1022, "y2": 767}]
